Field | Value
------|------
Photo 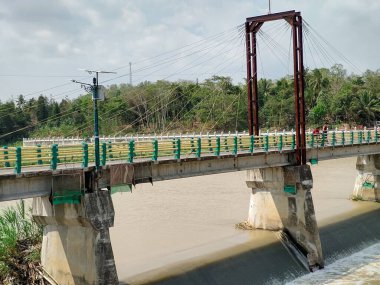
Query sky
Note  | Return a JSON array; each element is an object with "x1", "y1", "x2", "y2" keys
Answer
[{"x1": 0, "y1": 0, "x2": 379, "y2": 102}]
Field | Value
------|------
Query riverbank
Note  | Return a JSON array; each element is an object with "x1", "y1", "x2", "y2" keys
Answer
[{"x1": 0, "y1": 201, "x2": 44, "y2": 284}]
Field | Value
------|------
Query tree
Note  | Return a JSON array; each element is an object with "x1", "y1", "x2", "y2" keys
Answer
[
  {"x1": 352, "y1": 90, "x2": 380, "y2": 126},
  {"x1": 305, "y1": 68, "x2": 330, "y2": 112},
  {"x1": 16, "y1": 95, "x2": 26, "y2": 110},
  {"x1": 36, "y1": 95, "x2": 49, "y2": 122}
]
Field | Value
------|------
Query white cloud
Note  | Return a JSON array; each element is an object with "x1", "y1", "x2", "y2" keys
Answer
[{"x1": 0, "y1": 0, "x2": 379, "y2": 101}]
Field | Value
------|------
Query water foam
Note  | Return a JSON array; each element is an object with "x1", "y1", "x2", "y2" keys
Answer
[{"x1": 286, "y1": 242, "x2": 380, "y2": 284}]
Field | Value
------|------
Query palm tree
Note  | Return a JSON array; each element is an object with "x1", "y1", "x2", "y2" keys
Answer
[
  {"x1": 352, "y1": 90, "x2": 380, "y2": 126},
  {"x1": 305, "y1": 68, "x2": 330, "y2": 110}
]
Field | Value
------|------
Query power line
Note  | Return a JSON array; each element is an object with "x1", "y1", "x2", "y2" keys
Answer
[
  {"x1": 129, "y1": 62, "x2": 132, "y2": 86},
  {"x1": 0, "y1": 25, "x2": 243, "y2": 122},
  {"x1": 1, "y1": 25, "x2": 245, "y2": 138}
]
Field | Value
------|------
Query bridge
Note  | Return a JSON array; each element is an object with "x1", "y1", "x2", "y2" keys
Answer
[
  {"x1": 0, "y1": 129, "x2": 379, "y2": 199},
  {"x1": 0, "y1": 9, "x2": 379, "y2": 285},
  {"x1": 1, "y1": 129, "x2": 379, "y2": 284}
]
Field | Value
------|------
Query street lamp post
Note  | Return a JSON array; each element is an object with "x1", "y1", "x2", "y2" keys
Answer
[
  {"x1": 73, "y1": 69, "x2": 116, "y2": 171},
  {"x1": 93, "y1": 75, "x2": 100, "y2": 169}
]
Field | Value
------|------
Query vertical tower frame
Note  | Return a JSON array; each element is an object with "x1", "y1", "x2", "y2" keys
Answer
[{"x1": 245, "y1": 10, "x2": 306, "y2": 165}]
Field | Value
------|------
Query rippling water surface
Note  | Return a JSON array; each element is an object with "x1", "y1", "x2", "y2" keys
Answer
[
  {"x1": 287, "y1": 242, "x2": 380, "y2": 285},
  {"x1": 110, "y1": 157, "x2": 380, "y2": 284}
]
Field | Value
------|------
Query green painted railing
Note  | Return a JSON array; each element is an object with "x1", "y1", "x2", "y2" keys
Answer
[
  {"x1": 101, "y1": 143, "x2": 107, "y2": 166},
  {"x1": 36, "y1": 144, "x2": 43, "y2": 165},
  {"x1": 3, "y1": 146, "x2": 10, "y2": 168},
  {"x1": 1, "y1": 129, "x2": 379, "y2": 174},
  {"x1": 196, "y1": 137, "x2": 201, "y2": 158},
  {"x1": 215, "y1": 137, "x2": 221, "y2": 157},
  {"x1": 175, "y1": 138, "x2": 181, "y2": 160},
  {"x1": 50, "y1": 144, "x2": 58, "y2": 170},
  {"x1": 152, "y1": 139, "x2": 158, "y2": 161},
  {"x1": 128, "y1": 140, "x2": 135, "y2": 163},
  {"x1": 14, "y1": 147, "x2": 22, "y2": 174},
  {"x1": 249, "y1": 135, "x2": 255, "y2": 153},
  {"x1": 233, "y1": 136, "x2": 238, "y2": 155},
  {"x1": 277, "y1": 134, "x2": 282, "y2": 151},
  {"x1": 82, "y1": 142, "x2": 89, "y2": 168}
]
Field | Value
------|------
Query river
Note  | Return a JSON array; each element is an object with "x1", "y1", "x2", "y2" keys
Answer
[
  {"x1": 110, "y1": 156, "x2": 380, "y2": 284},
  {"x1": 287, "y1": 242, "x2": 380, "y2": 284},
  {"x1": 1, "y1": 156, "x2": 379, "y2": 284}
]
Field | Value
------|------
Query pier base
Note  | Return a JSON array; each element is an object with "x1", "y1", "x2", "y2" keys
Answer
[
  {"x1": 246, "y1": 165, "x2": 324, "y2": 269},
  {"x1": 353, "y1": 154, "x2": 380, "y2": 202},
  {"x1": 32, "y1": 190, "x2": 118, "y2": 285}
]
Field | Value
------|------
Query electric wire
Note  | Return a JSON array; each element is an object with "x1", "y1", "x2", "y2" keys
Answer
[
  {"x1": 67, "y1": 28, "x2": 246, "y2": 136},
  {"x1": 0, "y1": 27, "x2": 243, "y2": 134},
  {"x1": 304, "y1": 20, "x2": 362, "y2": 74},
  {"x1": 0, "y1": 26, "x2": 242, "y2": 115}
]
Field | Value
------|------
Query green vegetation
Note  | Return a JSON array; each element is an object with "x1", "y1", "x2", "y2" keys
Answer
[
  {"x1": 0, "y1": 201, "x2": 44, "y2": 284},
  {"x1": 0, "y1": 65, "x2": 379, "y2": 145}
]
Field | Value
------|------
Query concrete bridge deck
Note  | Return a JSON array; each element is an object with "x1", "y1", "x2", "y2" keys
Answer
[{"x1": 1, "y1": 141, "x2": 378, "y2": 202}]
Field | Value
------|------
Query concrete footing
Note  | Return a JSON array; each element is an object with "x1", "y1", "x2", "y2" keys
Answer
[
  {"x1": 246, "y1": 165, "x2": 324, "y2": 269},
  {"x1": 353, "y1": 154, "x2": 380, "y2": 201},
  {"x1": 32, "y1": 190, "x2": 118, "y2": 285}
]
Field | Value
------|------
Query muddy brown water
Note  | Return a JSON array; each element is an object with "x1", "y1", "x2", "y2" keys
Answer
[
  {"x1": 1, "y1": 157, "x2": 379, "y2": 284},
  {"x1": 110, "y1": 157, "x2": 380, "y2": 284}
]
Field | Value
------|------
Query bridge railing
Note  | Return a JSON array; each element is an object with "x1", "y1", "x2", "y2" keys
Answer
[{"x1": 1, "y1": 129, "x2": 378, "y2": 174}]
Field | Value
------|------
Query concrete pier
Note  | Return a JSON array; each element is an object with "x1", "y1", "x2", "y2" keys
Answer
[
  {"x1": 32, "y1": 189, "x2": 118, "y2": 285},
  {"x1": 246, "y1": 165, "x2": 324, "y2": 269},
  {"x1": 353, "y1": 154, "x2": 380, "y2": 202}
]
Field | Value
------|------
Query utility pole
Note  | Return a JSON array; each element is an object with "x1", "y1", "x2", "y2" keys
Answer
[
  {"x1": 92, "y1": 74, "x2": 100, "y2": 169},
  {"x1": 129, "y1": 62, "x2": 132, "y2": 86},
  {"x1": 268, "y1": 0, "x2": 271, "y2": 14},
  {"x1": 73, "y1": 69, "x2": 116, "y2": 170}
]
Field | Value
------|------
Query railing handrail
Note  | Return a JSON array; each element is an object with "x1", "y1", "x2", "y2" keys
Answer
[
  {"x1": 22, "y1": 128, "x2": 378, "y2": 145},
  {"x1": 0, "y1": 128, "x2": 377, "y2": 174}
]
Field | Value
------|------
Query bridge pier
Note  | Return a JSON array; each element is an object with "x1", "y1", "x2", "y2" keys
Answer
[
  {"x1": 246, "y1": 165, "x2": 324, "y2": 270},
  {"x1": 353, "y1": 154, "x2": 380, "y2": 201},
  {"x1": 32, "y1": 188, "x2": 118, "y2": 285}
]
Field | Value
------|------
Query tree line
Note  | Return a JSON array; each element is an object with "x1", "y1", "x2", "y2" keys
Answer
[{"x1": 0, "y1": 64, "x2": 379, "y2": 144}]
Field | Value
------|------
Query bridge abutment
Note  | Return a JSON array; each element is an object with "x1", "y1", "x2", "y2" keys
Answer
[
  {"x1": 32, "y1": 189, "x2": 118, "y2": 285},
  {"x1": 353, "y1": 154, "x2": 380, "y2": 201},
  {"x1": 246, "y1": 165, "x2": 324, "y2": 269}
]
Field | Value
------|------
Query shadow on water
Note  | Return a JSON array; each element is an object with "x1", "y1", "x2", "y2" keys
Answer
[
  {"x1": 319, "y1": 207, "x2": 380, "y2": 263},
  {"x1": 119, "y1": 238, "x2": 308, "y2": 285},
  {"x1": 119, "y1": 207, "x2": 380, "y2": 285}
]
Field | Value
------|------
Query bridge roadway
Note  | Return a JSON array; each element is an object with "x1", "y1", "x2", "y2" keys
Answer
[{"x1": 0, "y1": 140, "x2": 378, "y2": 202}]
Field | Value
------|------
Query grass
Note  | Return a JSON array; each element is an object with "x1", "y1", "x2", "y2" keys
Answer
[{"x1": 0, "y1": 200, "x2": 44, "y2": 284}]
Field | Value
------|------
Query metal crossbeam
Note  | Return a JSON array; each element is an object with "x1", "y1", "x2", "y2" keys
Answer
[{"x1": 245, "y1": 10, "x2": 306, "y2": 165}]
